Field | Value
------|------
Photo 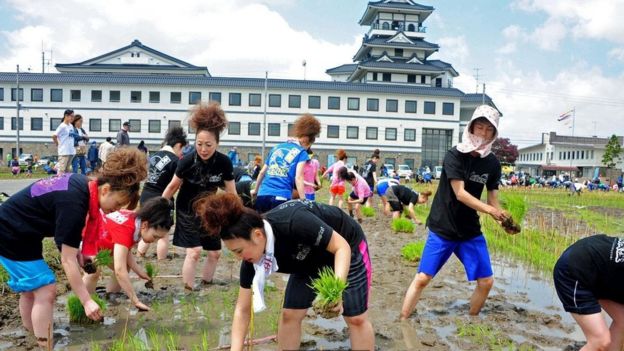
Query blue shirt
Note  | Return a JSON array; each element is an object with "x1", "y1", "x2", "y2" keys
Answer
[{"x1": 258, "y1": 141, "x2": 309, "y2": 199}]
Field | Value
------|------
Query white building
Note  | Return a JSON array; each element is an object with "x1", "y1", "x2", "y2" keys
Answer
[
  {"x1": 0, "y1": 0, "x2": 499, "y2": 169},
  {"x1": 517, "y1": 132, "x2": 624, "y2": 178}
]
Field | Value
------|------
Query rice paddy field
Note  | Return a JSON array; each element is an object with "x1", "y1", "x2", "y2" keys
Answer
[{"x1": 1, "y1": 178, "x2": 622, "y2": 350}]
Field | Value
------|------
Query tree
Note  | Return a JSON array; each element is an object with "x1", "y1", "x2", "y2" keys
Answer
[
  {"x1": 602, "y1": 134, "x2": 622, "y2": 168},
  {"x1": 491, "y1": 137, "x2": 519, "y2": 164}
]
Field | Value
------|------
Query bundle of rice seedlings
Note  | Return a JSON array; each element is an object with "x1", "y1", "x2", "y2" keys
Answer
[
  {"x1": 67, "y1": 293, "x2": 106, "y2": 324},
  {"x1": 361, "y1": 207, "x2": 375, "y2": 217},
  {"x1": 310, "y1": 267, "x2": 348, "y2": 319},
  {"x1": 83, "y1": 249, "x2": 113, "y2": 274},
  {"x1": 401, "y1": 241, "x2": 425, "y2": 262},
  {"x1": 144, "y1": 262, "x2": 158, "y2": 289},
  {"x1": 391, "y1": 218, "x2": 415, "y2": 233}
]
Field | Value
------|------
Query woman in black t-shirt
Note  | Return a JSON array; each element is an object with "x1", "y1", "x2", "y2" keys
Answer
[
  {"x1": 382, "y1": 185, "x2": 431, "y2": 224},
  {"x1": 162, "y1": 103, "x2": 236, "y2": 290},
  {"x1": 554, "y1": 234, "x2": 624, "y2": 350},
  {"x1": 136, "y1": 127, "x2": 188, "y2": 260},
  {"x1": 0, "y1": 148, "x2": 147, "y2": 348},
  {"x1": 195, "y1": 193, "x2": 374, "y2": 351}
]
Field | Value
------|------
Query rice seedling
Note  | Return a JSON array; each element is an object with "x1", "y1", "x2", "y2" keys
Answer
[
  {"x1": 391, "y1": 217, "x2": 415, "y2": 233},
  {"x1": 0, "y1": 264, "x2": 8, "y2": 294},
  {"x1": 95, "y1": 249, "x2": 114, "y2": 267},
  {"x1": 361, "y1": 206, "x2": 375, "y2": 217},
  {"x1": 144, "y1": 261, "x2": 157, "y2": 289},
  {"x1": 309, "y1": 266, "x2": 348, "y2": 319},
  {"x1": 401, "y1": 241, "x2": 425, "y2": 262},
  {"x1": 67, "y1": 293, "x2": 107, "y2": 324}
]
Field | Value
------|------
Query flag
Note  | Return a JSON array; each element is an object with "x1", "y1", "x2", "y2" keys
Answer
[{"x1": 558, "y1": 110, "x2": 573, "y2": 122}]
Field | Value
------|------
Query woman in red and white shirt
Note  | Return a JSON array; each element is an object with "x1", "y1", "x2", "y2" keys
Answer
[
  {"x1": 337, "y1": 166, "x2": 373, "y2": 223},
  {"x1": 82, "y1": 197, "x2": 173, "y2": 311}
]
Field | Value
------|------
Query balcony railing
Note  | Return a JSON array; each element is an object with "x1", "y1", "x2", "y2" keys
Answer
[{"x1": 369, "y1": 22, "x2": 426, "y2": 33}]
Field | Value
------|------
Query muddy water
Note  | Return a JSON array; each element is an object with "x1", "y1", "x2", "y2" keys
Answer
[{"x1": 0, "y1": 214, "x2": 585, "y2": 350}]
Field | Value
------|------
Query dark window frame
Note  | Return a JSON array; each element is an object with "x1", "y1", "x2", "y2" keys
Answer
[
  {"x1": 70, "y1": 89, "x2": 81, "y2": 102},
  {"x1": 31, "y1": 88, "x2": 43, "y2": 102},
  {"x1": 130, "y1": 91, "x2": 142, "y2": 103},
  {"x1": 229, "y1": 93, "x2": 242, "y2": 106},
  {"x1": 189, "y1": 91, "x2": 202, "y2": 105},
  {"x1": 367, "y1": 98, "x2": 379, "y2": 111},
  {"x1": 249, "y1": 93, "x2": 261, "y2": 107},
  {"x1": 109, "y1": 90, "x2": 121, "y2": 102},
  {"x1": 366, "y1": 127, "x2": 378, "y2": 140},
  {"x1": 405, "y1": 100, "x2": 417, "y2": 113},
  {"x1": 31, "y1": 117, "x2": 43, "y2": 131},
  {"x1": 442, "y1": 102, "x2": 454, "y2": 115},
  {"x1": 308, "y1": 95, "x2": 321, "y2": 109},
  {"x1": 347, "y1": 126, "x2": 359, "y2": 139},
  {"x1": 347, "y1": 97, "x2": 360, "y2": 111},
  {"x1": 149, "y1": 91, "x2": 160, "y2": 103},
  {"x1": 288, "y1": 94, "x2": 301, "y2": 108},
  {"x1": 248, "y1": 122, "x2": 261, "y2": 136},
  {"x1": 327, "y1": 125, "x2": 339, "y2": 138},
  {"x1": 89, "y1": 119, "x2": 102, "y2": 132},
  {"x1": 385, "y1": 128, "x2": 397, "y2": 141},
  {"x1": 268, "y1": 94, "x2": 281, "y2": 107},
  {"x1": 170, "y1": 91, "x2": 182, "y2": 104},
  {"x1": 91, "y1": 90, "x2": 103, "y2": 102},
  {"x1": 328, "y1": 96, "x2": 340, "y2": 110},
  {"x1": 424, "y1": 101, "x2": 436, "y2": 114},
  {"x1": 228, "y1": 121, "x2": 241, "y2": 135},
  {"x1": 404, "y1": 128, "x2": 416, "y2": 141},
  {"x1": 148, "y1": 120, "x2": 160, "y2": 133},
  {"x1": 386, "y1": 99, "x2": 398, "y2": 112},
  {"x1": 267, "y1": 123, "x2": 281, "y2": 136}
]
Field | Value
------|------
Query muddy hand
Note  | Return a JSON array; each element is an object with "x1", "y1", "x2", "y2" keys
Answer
[
  {"x1": 84, "y1": 299, "x2": 102, "y2": 321},
  {"x1": 135, "y1": 301, "x2": 151, "y2": 312},
  {"x1": 488, "y1": 207, "x2": 508, "y2": 222},
  {"x1": 331, "y1": 301, "x2": 344, "y2": 315}
]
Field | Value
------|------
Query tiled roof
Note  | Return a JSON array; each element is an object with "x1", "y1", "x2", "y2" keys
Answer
[
  {"x1": 358, "y1": 59, "x2": 448, "y2": 72},
  {"x1": 0, "y1": 72, "x2": 466, "y2": 97},
  {"x1": 325, "y1": 64, "x2": 358, "y2": 74},
  {"x1": 363, "y1": 36, "x2": 439, "y2": 49},
  {"x1": 359, "y1": 1, "x2": 434, "y2": 25},
  {"x1": 368, "y1": 1, "x2": 434, "y2": 11},
  {"x1": 461, "y1": 93, "x2": 493, "y2": 104}
]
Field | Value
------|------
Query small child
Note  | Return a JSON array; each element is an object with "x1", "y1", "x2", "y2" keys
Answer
[
  {"x1": 337, "y1": 166, "x2": 372, "y2": 223},
  {"x1": 10, "y1": 157, "x2": 19, "y2": 176},
  {"x1": 25, "y1": 159, "x2": 33, "y2": 178},
  {"x1": 302, "y1": 149, "x2": 321, "y2": 201}
]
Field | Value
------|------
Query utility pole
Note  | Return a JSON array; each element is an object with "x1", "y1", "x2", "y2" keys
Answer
[
  {"x1": 482, "y1": 83, "x2": 486, "y2": 105},
  {"x1": 262, "y1": 71, "x2": 268, "y2": 158},
  {"x1": 302, "y1": 60, "x2": 307, "y2": 80},
  {"x1": 16, "y1": 65, "x2": 20, "y2": 157},
  {"x1": 473, "y1": 68, "x2": 481, "y2": 93}
]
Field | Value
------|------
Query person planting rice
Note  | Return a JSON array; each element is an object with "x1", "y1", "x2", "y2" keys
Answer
[
  {"x1": 400, "y1": 105, "x2": 515, "y2": 319},
  {"x1": 554, "y1": 234, "x2": 624, "y2": 351},
  {"x1": 0, "y1": 148, "x2": 146, "y2": 348},
  {"x1": 161, "y1": 102, "x2": 236, "y2": 291},
  {"x1": 382, "y1": 185, "x2": 431, "y2": 224},
  {"x1": 82, "y1": 197, "x2": 173, "y2": 311},
  {"x1": 337, "y1": 166, "x2": 373, "y2": 224},
  {"x1": 195, "y1": 193, "x2": 374, "y2": 351},
  {"x1": 322, "y1": 149, "x2": 348, "y2": 209},
  {"x1": 251, "y1": 114, "x2": 321, "y2": 213}
]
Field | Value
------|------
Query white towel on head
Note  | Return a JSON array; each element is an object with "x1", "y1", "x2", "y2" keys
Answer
[{"x1": 251, "y1": 219, "x2": 279, "y2": 313}]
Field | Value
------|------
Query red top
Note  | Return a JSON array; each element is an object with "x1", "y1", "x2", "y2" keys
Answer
[{"x1": 98, "y1": 210, "x2": 140, "y2": 251}]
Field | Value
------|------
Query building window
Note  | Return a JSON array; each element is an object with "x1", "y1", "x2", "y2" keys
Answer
[
  {"x1": 442, "y1": 102, "x2": 454, "y2": 115},
  {"x1": 367, "y1": 98, "x2": 379, "y2": 111},
  {"x1": 405, "y1": 100, "x2": 417, "y2": 113},
  {"x1": 0, "y1": 117, "x2": 3, "y2": 130},
  {"x1": 404, "y1": 128, "x2": 416, "y2": 141},
  {"x1": 268, "y1": 94, "x2": 281, "y2": 107},
  {"x1": 209, "y1": 92, "x2": 221, "y2": 103},
  {"x1": 31, "y1": 89, "x2": 43, "y2": 102},
  {"x1": 382, "y1": 73, "x2": 391, "y2": 82},
  {"x1": 395, "y1": 48, "x2": 403, "y2": 57},
  {"x1": 0, "y1": 88, "x2": 3, "y2": 101},
  {"x1": 249, "y1": 93, "x2": 261, "y2": 107},
  {"x1": 168, "y1": 120, "x2": 181, "y2": 130},
  {"x1": 248, "y1": 122, "x2": 261, "y2": 136},
  {"x1": 421, "y1": 75, "x2": 426, "y2": 84},
  {"x1": 405, "y1": 158, "x2": 415, "y2": 170},
  {"x1": 50, "y1": 118, "x2": 62, "y2": 131},
  {"x1": 11, "y1": 117, "x2": 23, "y2": 130},
  {"x1": 70, "y1": 90, "x2": 81, "y2": 102},
  {"x1": 385, "y1": 128, "x2": 397, "y2": 140},
  {"x1": 424, "y1": 101, "x2": 436, "y2": 114},
  {"x1": 308, "y1": 95, "x2": 321, "y2": 109},
  {"x1": 149, "y1": 91, "x2": 160, "y2": 103},
  {"x1": 148, "y1": 120, "x2": 160, "y2": 133},
  {"x1": 130, "y1": 91, "x2": 141, "y2": 103},
  {"x1": 128, "y1": 119, "x2": 141, "y2": 133},
  {"x1": 384, "y1": 158, "x2": 396, "y2": 168},
  {"x1": 328, "y1": 96, "x2": 340, "y2": 110},
  {"x1": 189, "y1": 91, "x2": 202, "y2": 104},
  {"x1": 591, "y1": 150, "x2": 594, "y2": 159},
  {"x1": 407, "y1": 74, "x2": 416, "y2": 83},
  {"x1": 386, "y1": 99, "x2": 398, "y2": 112},
  {"x1": 435, "y1": 78, "x2": 442, "y2": 87},
  {"x1": 228, "y1": 121, "x2": 241, "y2": 135},
  {"x1": 581, "y1": 150, "x2": 584, "y2": 159},
  {"x1": 110, "y1": 90, "x2": 120, "y2": 102},
  {"x1": 170, "y1": 92, "x2": 182, "y2": 104},
  {"x1": 347, "y1": 126, "x2": 359, "y2": 139},
  {"x1": 347, "y1": 97, "x2": 360, "y2": 111},
  {"x1": 11, "y1": 88, "x2": 24, "y2": 101},
  {"x1": 422, "y1": 128, "x2": 453, "y2": 169},
  {"x1": 287, "y1": 123, "x2": 294, "y2": 137},
  {"x1": 327, "y1": 125, "x2": 339, "y2": 138},
  {"x1": 89, "y1": 118, "x2": 101, "y2": 132},
  {"x1": 89, "y1": 90, "x2": 102, "y2": 102},
  {"x1": 109, "y1": 119, "x2": 121, "y2": 132},
  {"x1": 268, "y1": 123, "x2": 280, "y2": 136},
  {"x1": 229, "y1": 93, "x2": 241, "y2": 106},
  {"x1": 31, "y1": 117, "x2": 43, "y2": 131},
  {"x1": 288, "y1": 95, "x2": 301, "y2": 108},
  {"x1": 372, "y1": 72, "x2": 378, "y2": 81},
  {"x1": 366, "y1": 127, "x2": 378, "y2": 140}
]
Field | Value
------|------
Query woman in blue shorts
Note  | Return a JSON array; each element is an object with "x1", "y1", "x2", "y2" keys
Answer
[
  {"x1": 195, "y1": 193, "x2": 374, "y2": 350},
  {"x1": 554, "y1": 234, "x2": 624, "y2": 351}
]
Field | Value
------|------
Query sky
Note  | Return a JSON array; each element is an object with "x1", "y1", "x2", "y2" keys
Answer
[{"x1": 0, "y1": 0, "x2": 623, "y2": 148}]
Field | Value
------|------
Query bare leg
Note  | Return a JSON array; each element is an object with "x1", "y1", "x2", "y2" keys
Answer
[
  {"x1": 338, "y1": 197, "x2": 344, "y2": 209},
  {"x1": 277, "y1": 308, "x2": 307, "y2": 350},
  {"x1": 600, "y1": 299, "x2": 624, "y2": 350},
  {"x1": 571, "y1": 311, "x2": 611, "y2": 350},
  {"x1": 31, "y1": 284, "x2": 56, "y2": 348},
  {"x1": 400, "y1": 272, "x2": 432, "y2": 319},
  {"x1": 344, "y1": 311, "x2": 375, "y2": 350},
  {"x1": 19, "y1": 292, "x2": 35, "y2": 332},
  {"x1": 156, "y1": 234, "x2": 169, "y2": 261},
  {"x1": 201, "y1": 250, "x2": 221, "y2": 283},
  {"x1": 136, "y1": 239, "x2": 149, "y2": 257},
  {"x1": 328, "y1": 194, "x2": 335, "y2": 206},
  {"x1": 469, "y1": 276, "x2": 493, "y2": 315},
  {"x1": 182, "y1": 247, "x2": 202, "y2": 288}
]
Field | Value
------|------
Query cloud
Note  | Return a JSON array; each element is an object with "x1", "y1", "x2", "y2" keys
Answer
[
  {"x1": 436, "y1": 36, "x2": 469, "y2": 67},
  {"x1": 608, "y1": 47, "x2": 624, "y2": 62},
  {"x1": 0, "y1": 0, "x2": 360, "y2": 79},
  {"x1": 496, "y1": 25, "x2": 527, "y2": 54}
]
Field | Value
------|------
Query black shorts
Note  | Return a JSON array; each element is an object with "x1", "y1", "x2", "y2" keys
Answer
[
  {"x1": 349, "y1": 191, "x2": 370, "y2": 205},
  {"x1": 389, "y1": 191, "x2": 418, "y2": 213},
  {"x1": 283, "y1": 239, "x2": 372, "y2": 317},
  {"x1": 172, "y1": 210, "x2": 221, "y2": 251},
  {"x1": 553, "y1": 249, "x2": 601, "y2": 315}
]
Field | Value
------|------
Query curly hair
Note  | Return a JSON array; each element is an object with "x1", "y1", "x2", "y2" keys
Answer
[
  {"x1": 190, "y1": 102, "x2": 228, "y2": 142},
  {"x1": 293, "y1": 113, "x2": 321, "y2": 141},
  {"x1": 164, "y1": 126, "x2": 188, "y2": 147},
  {"x1": 96, "y1": 148, "x2": 148, "y2": 209},
  {"x1": 194, "y1": 193, "x2": 263, "y2": 240},
  {"x1": 335, "y1": 149, "x2": 347, "y2": 161}
]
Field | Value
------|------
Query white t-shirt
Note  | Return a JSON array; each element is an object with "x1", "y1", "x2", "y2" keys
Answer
[{"x1": 54, "y1": 123, "x2": 76, "y2": 156}]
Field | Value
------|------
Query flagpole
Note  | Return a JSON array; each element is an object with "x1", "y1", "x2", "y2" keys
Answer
[{"x1": 572, "y1": 107, "x2": 575, "y2": 137}]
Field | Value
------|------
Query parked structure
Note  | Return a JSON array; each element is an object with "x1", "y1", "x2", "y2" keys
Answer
[{"x1": 0, "y1": 1, "x2": 499, "y2": 169}]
